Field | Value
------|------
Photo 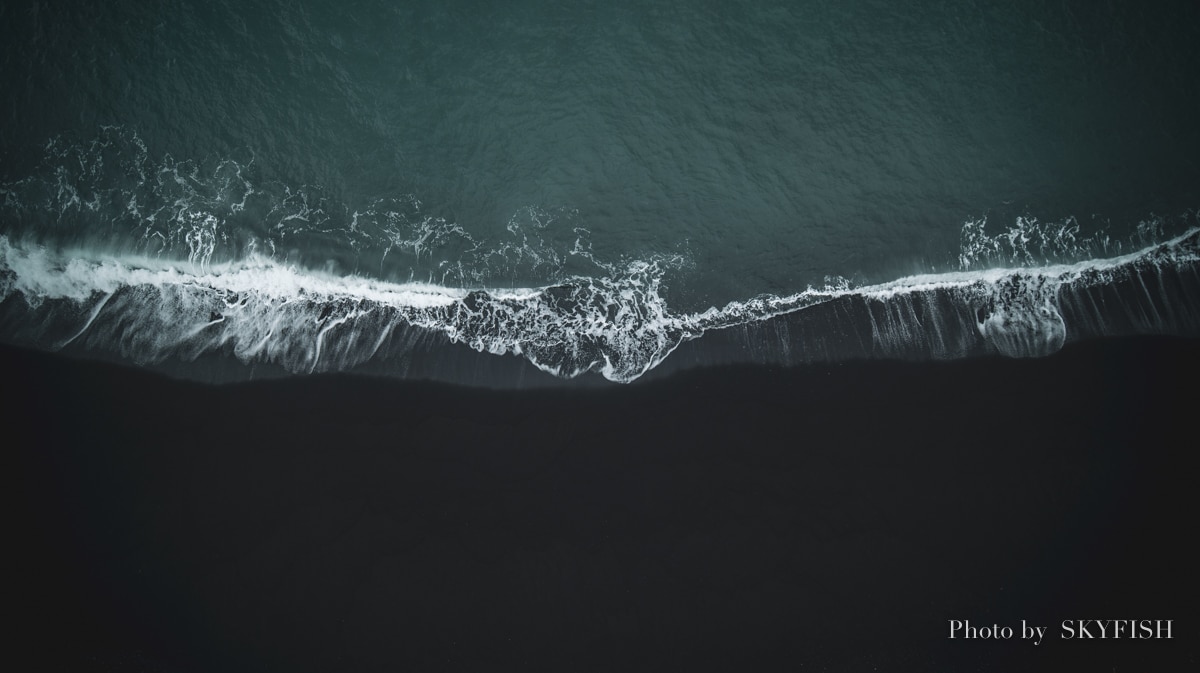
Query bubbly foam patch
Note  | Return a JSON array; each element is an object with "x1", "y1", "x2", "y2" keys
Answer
[{"x1": 974, "y1": 274, "x2": 1066, "y2": 358}]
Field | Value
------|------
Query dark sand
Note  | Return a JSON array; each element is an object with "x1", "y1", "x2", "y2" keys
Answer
[{"x1": 6, "y1": 337, "x2": 1196, "y2": 671}]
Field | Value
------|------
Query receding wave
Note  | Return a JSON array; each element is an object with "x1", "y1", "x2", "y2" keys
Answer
[{"x1": 2, "y1": 227, "x2": 1197, "y2": 385}]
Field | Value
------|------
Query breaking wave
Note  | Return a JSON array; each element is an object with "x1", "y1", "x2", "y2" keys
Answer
[
  {"x1": 1, "y1": 228, "x2": 1197, "y2": 384},
  {"x1": 2, "y1": 129, "x2": 1198, "y2": 385}
]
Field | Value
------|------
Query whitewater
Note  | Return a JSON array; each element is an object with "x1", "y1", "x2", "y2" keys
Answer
[{"x1": 2, "y1": 223, "x2": 1197, "y2": 385}]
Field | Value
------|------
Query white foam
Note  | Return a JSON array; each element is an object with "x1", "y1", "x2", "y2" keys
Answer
[
  {"x1": 4, "y1": 227, "x2": 1195, "y2": 382},
  {"x1": 2, "y1": 126, "x2": 1198, "y2": 381},
  {"x1": 0, "y1": 235, "x2": 689, "y2": 381}
]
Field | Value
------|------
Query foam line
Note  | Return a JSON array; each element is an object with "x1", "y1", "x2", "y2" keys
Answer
[
  {"x1": 1, "y1": 229, "x2": 1197, "y2": 384},
  {"x1": 58, "y1": 289, "x2": 114, "y2": 348}
]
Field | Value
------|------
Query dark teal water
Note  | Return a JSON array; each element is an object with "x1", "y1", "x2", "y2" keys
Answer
[{"x1": 2, "y1": 0, "x2": 1198, "y2": 383}]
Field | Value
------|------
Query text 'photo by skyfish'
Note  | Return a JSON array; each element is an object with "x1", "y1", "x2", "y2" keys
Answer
[{"x1": 3, "y1": 1, "x2": 1198, "y2": 671}]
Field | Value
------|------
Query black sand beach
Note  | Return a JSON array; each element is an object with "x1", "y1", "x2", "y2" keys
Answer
[{"x1": 7, "y1": 337, "x2": 1196, "y2": 671}]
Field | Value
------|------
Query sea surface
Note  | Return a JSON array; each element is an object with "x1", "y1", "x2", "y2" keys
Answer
[{"x1": 2, "y1": 0, "x2": 1198, "y2": 384}]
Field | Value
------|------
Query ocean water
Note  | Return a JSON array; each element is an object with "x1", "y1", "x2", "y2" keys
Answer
[{"x1": 2, "y1": 0, "x2": 1198, "y2": 384}]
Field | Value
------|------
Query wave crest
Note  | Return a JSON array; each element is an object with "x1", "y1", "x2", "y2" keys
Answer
[{"x1": 2, "y1": 229, "x2": 1196, "y2": 384}]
